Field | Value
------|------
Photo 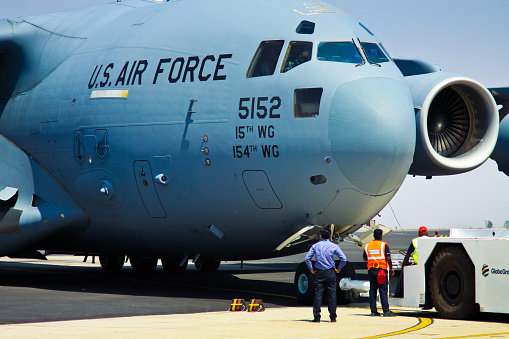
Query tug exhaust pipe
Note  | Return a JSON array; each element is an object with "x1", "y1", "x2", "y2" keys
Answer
[
  {"x1": 339, "y1": 277, "x2": 370, "y2": 293},
  {"x1": 339, "y1": 278, "x2": 370, "y2": 303}
]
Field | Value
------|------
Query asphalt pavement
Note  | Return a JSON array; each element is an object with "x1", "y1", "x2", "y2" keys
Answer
[{"x1": 0, "y1": 229, "x2": 426, "y2": 325}]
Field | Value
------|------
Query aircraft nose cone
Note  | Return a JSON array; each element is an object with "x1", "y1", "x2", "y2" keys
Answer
[{"x1": 329, "y1": 78, "x2": 416, "y2": 194}]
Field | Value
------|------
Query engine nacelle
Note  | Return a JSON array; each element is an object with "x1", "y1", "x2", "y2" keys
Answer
[{"x1": 406, "y1": 72, "x2": 499, "y2": 176}]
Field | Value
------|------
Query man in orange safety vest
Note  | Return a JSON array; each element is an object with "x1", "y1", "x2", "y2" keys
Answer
[{"x1": 363, "y1": 229, "x2": 396, "y2": 317}]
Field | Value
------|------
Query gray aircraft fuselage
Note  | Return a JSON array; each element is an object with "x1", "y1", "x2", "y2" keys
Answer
[{"x1": 6, "y1": 0, "x2": 480, "y2": 262}]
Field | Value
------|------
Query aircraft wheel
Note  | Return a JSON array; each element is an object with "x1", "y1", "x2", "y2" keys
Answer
[
  {"x1": 194, "y1": 258, "x2": 220, "y2": 272},
  {"x1": 129, "y1": 256, "x2": 158, "y2": 274},
  {"x1": 99, "y1": 254, "x2": 125, "y2": 272},
  {"x1": 429, "y1": 246, "x2": 479, "y2": 319},
  {"x1": 336, "y1": 261, "x2": 357, "y2": 304},
  {"x1": 162, "y1": 257, "x2": 188, "y2": 273},
  {"x1": 294, "y1": 262, "x2": 314, "y2": 305}
]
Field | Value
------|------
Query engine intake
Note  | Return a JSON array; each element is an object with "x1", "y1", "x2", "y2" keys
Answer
[{"x1": 407, "y1": 72, "x2": 499, "y2": 176}]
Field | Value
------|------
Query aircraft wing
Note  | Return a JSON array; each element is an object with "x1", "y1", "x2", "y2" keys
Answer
[
  {"x1": 0, "y1": 19, "x2": 13, "y2": 105},
  {"x1": 489, "y1": 87, "x2": 509, "y2": 176},
  {"x1": 0, "y1": 134, "x2": 88, "y2": 258},
  {"x1": 490, "y1": 87, "x2": 509, "y2": 121},
  {"x1": 0, "y1": 11, "x2": 109, "y2": 258}
]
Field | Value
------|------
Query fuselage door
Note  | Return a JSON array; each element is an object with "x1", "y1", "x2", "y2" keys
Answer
[
  {"x1": 133, "y1": 161, "x2": 166, "y2": 218},
  {"x1": 242, "y1": 170, "x2": 282, "y2": 209}
]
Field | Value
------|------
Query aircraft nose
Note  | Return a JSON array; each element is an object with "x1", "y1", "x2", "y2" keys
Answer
[{"x1": 329, "y1": 77, "x2": 416, "y2": 195}]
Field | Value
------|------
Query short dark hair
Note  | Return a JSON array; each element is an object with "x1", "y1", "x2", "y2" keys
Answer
[
  {"x1": 320, "y1": 229, "x2": 331, "y2": 240},
  {"x1": 373, "y1": 229, "x2": 383, "y2": 240}
]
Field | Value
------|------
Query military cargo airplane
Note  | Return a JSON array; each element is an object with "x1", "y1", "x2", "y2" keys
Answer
[{"x1": 0, "y1": 0, "x2": 507, "y2": 304}]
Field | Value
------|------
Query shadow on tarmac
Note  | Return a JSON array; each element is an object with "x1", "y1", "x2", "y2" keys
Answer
[{"x1": 0, "y1": 260, "x2": 304, "y2": 324}]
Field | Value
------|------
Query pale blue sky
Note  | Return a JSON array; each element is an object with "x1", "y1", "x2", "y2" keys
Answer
[
  {"x1": 1, "y1": 1, "x2": 508, "y2": 230},
  {"x1": 333, "y1": 1, "x2": 509, "y2": 229}
]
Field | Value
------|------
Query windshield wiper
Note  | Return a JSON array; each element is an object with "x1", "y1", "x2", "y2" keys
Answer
[{"x1": 352, "y1": 38, "x2": 366, "y2": 67}]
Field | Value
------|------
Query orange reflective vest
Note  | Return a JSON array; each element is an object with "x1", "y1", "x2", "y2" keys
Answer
[{"x1": 364, "y1": 240, "x2": 388, "y2": 270}]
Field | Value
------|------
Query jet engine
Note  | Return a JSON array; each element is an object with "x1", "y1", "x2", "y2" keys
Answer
[{"x1": 405, "y1": 72, "x2": 499, "y2": 176}]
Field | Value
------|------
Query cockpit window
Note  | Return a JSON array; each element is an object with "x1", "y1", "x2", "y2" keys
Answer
[
  {"x1": 281, "y1": 41, "x2": 313, "y2": 73},
  {"x1": 294, "y1": 88, "x2": 323, "y2": 118},
  {"x1": 360, "y1": 42, "x2": 389, "y2": 64},
  {"x1": 379, "y1": 43, "x2": 393, "y2": 61},
  {"x1": 246, "y1": 40, "x2": 284, "y2": 78},
  {"x1": 296, "y1": 20, "x2": 315, "y2": 34},
  {"x1": 317, "y1": 42, "x2": 363, "y2": 64}
]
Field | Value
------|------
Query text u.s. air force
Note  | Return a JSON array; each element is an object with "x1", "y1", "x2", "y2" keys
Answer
[{"x1": 88, "y1": 53, "x2": 232, "y2": 89}]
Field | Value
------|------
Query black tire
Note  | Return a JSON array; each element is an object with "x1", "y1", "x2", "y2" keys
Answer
[
  {"x1": 294, "y1": 262, "x2": 315, "y2": 305},
  {"x1": 99, "y1": 254, "x2": 125, "y2": 272},
  {"x1": 162, "y1": 257, "x2": 188, "y2": 273},
  {"x1": 429, "y1": 246, "x2": 479, "y2": 319},
  {"x1": 129, "y1": 256, "x2": 158, "y2": 274},
  {"x1": 336, "y1": 261, "x2": 357, "y2": 304},
  {"x1": 194, "y1": 258, "x2": 220, "y2": 272}
]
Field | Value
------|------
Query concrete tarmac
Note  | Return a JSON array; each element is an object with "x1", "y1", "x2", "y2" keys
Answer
[
  {"x1": 3, "y1": 305, "x2": 509, "y2": 338},
  {"x1": 2, "y1": 229, "x2": 509, "y2": 338}
]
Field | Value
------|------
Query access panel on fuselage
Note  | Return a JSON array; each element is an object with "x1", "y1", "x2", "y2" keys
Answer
[{"x1": 133, "y1": 160, "x2": 166, "y2": 218}]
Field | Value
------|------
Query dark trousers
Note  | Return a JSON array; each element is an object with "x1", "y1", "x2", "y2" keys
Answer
[
  {"x1": 368, "y1": 267, "x2": 389, "y2": 313},
  {"x1": 394, "y1": 270, "x2": 404, "y2": 297},
  {"x1": 313, "y1": 268, "x2": 337, "y2": 319}
]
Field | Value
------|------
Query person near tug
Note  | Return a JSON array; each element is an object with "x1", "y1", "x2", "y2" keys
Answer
[
  {"x1": 363, "y1": 229, "x2": 396, "y2": 317},
  {"x1": 305, "y1": 229, "x2": 347, "y2": 323}
]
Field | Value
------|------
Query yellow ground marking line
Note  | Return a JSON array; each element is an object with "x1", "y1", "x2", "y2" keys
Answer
[
  {"x1": 359, "y1": 316, "x2": 433, "y2": 339},
  {"x1": 158, "y1": 280, "x2": 298, "y2": 299},
  {"x1": 436, "y1": 333, "x2": 509, "y2": 339},
  {"x1": 126, "y1": 279, "x2": 297, "y2": 299},
  {"x1": 2, "y1": 259, "x2": 298, "y2": 299},
  {"x1": 75, "y1": 272, "x2": 298, "y2": 300}
]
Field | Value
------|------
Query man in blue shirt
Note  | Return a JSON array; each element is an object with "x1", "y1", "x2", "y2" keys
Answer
[{"x1": 305, "y1": 228, "x2": 347, "y2": 323}]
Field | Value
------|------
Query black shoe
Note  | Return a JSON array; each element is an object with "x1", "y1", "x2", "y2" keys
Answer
[
  {"x1": 371, "y1": 312, "x2": 381, "y2": 316},
  {"x1": 383, "y1": 311, "x2": 397, "y2": 317},
  {"x1": 330, "y1": 317, "x2": 336, "y2": 322},
  {"x1": 312, "y1": 318, "x2": 320, "y2": 323}
]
